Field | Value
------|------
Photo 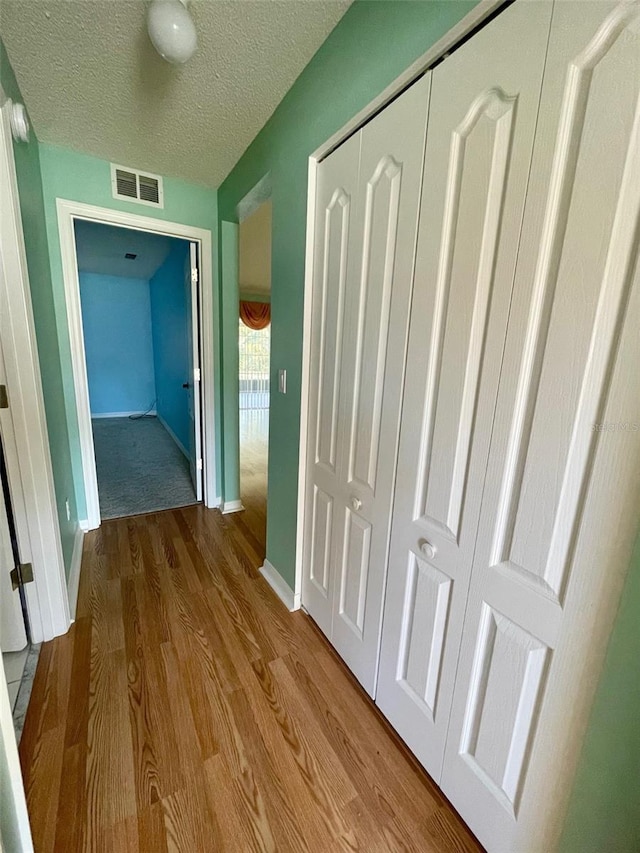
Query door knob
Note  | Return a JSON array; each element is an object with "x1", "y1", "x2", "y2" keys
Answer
[
  {"x1": 182, "y1": 382, "x2": 190, "y2": 389},
  {"x1": 418, "y1": 539, "x2": 437, "y2": 560},
  {"x1": 350, "y1": 496, "x2": 362, "y2": 511}
]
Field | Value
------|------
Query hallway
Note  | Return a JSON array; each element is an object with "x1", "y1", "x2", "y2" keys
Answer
[{"x1": 18, "y1": 505, "x2": 480, "y2": 852}]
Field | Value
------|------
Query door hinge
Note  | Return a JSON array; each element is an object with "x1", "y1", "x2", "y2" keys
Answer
[
  {"x1": 0, "y1": 384, "x2": 8, "y2": 409},
  {"x1": 191, "y1": 267, "x2": 198, "y2": 284},
  {"x1": 194, "y1": 367, "x2": 201, "y2": 382},
  {"x1": 196, "y1": 458, "x2": 203, "y2": 471},
  {"x1": 10, "y1": 562, "x2": 33, "y2": 591}
]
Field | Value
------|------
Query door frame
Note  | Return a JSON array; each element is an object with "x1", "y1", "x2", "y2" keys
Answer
[
  {"x1": 0, "y1": 91, "x2": 70, "y2": 644},
  {"x1": 295, "y1": 0, "x2": 640, "y2": 849},
  {"x1": 57, "y1": 199, "x2": 217, "y2": 530}
]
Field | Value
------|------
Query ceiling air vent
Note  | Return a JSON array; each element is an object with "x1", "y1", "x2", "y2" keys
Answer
[{"x1": 110, "y1": 163, "x2": 164, "y2": 208}]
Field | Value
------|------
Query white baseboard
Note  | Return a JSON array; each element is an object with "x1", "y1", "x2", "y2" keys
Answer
[
  {"x1": 259, "y1": 560, "x2": 301, "y2": 611},
  {"x1": 67, "y1": 524, "x2": 85, "y2": 621},
  {"x1": 156, "y1": 413, "x2": 189, "y2": 459},
  {"x1": 91, "y1": 410, "x2": 157, "y2": 419},
  {"x1": 221, "y1": 499, "x2": 244, "y2": 514}
]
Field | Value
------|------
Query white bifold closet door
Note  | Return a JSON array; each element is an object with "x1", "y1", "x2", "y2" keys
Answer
[
  {"x1": 440, "y1": 2, "x2": 640, "y2": 850},
  {"x1": 303, "y1": 74, "x2": 430, "y2": 694},
  {"x1": 376, "y1": 0, "x2": 553, "y2": 781}
]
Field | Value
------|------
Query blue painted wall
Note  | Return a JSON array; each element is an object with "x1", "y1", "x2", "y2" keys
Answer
[
  {"x1": 149, "y1": 241, "x2": 191, "y2": 453},
  {"x1": 79, "y1": 273, "x2": 156, "y2": 415}
]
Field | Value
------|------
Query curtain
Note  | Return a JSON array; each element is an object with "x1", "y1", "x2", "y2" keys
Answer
[{"x1": 240, "y1": 300, "x2": 270, "y2": 330}]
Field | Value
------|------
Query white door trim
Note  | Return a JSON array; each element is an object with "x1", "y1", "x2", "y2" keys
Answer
[
  {"x1": 0, "y1": 92, "x2": 70, "y2": 643},
  {"x1": 56, "y1": 199, "x2": 217, "y2": 529},
  {"x1": 295, "y1": 0, "x2": 506, "y2": 607}
]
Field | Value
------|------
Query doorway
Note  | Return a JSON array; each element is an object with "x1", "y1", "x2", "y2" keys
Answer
[
  {"x1": 58, "y1": 199, "x2": 217, "y2": 531},
  {"x1": 73, "y1": 220, "x2": 202, "y2": 520},
  {"x1": 238, "y1": 200, "x2": 271, "y2": 554}
]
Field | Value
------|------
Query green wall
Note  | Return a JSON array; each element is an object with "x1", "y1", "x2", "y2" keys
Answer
[
  {"x1": 37, "y1": 143, "x2": 220, "y2": 519},
  {"x1": 218, "y1": 0, "x2": 479, "y2": 588},
  {"x1": 1, "y1": 41, "x2": 78, "y2": 574},
  {"x1": 559, "y1": 528, "x2": 640, "y2": 853}
]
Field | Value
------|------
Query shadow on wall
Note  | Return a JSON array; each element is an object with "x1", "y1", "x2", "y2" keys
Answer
[{"x1": 150, "y1": 241, "x2": 191, "y2": 451}]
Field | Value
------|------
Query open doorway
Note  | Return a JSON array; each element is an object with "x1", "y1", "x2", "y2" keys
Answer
[
  {"x1": 73, "y1": 220, "x2": 203, "y2": 519},
  {"x1": 238, "y1": 200, "x2": 271, "y2": 554}
]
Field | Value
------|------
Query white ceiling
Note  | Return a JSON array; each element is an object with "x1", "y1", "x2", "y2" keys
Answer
[
  {"x1": 74, "y1": 220, "x2": 181, "y2": 279},
  {"x1": 1, "y1": 0, "x2": 351, "y2": 189}
]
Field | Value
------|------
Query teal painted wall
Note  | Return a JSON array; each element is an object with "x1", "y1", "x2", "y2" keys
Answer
[
  {"x1": 150, "y1": 241, "x2": 191, "y2": 452},
  {"x1": 37, "y1": 143, "x2": 219, "y2": 519},
  {"x1": 558, "y1": 527, "x2": 640, "y2": 853},
  {"x1": 79, "y1": 273, "x2": 156, "y2": 415},
  {"x1": 218, "y1": 0, "x2": 478, "y2": 588},
  {"x1": 1, "y1": 40, "x2": 78, "y2": 575}
]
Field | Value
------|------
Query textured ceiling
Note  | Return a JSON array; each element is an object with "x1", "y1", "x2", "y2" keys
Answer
[
  {"x1": 1, "y1": 0, "x2": 351, "y2": 188},
  {"x1": 75, "y1": 220, "x2": 181, "y2": 279}
]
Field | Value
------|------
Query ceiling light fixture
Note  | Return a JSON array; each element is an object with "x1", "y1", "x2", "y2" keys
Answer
[{"x1": 147, "y1": 0, "x2": 197, "y2": 65}]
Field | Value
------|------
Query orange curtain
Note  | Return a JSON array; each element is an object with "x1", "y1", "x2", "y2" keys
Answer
[{"x1": 240, "y1": 300, "x2": 270, "y2": 330}]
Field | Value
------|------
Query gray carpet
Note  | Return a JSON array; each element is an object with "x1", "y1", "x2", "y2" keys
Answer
[{"x1": 92, "y1": 417, "x2": 197, "y2": 519}]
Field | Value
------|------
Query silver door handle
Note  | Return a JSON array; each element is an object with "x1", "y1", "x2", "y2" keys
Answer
[
  {"x1": 350, "y1": 496, "x2": 362, "y2": 511},
  {"x1": 418, "y1": 539, "x2": 437, "y2": 560}
]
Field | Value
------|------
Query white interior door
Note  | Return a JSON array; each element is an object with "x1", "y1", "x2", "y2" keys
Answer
[
  {"x1": 440, "y1": 3, "x2": 640, "y2": 850},
  {"x1": 330, "y1": 73, "x2": 431, "y2": 693},
  {"x1": 0, "y1": 661, "x2": 32, "y2": 852},
  {"x1": 185, "y1": 242, "x2": 202, "y2": 501},
  {"x1": 302, "y1": 130, "x2": 360, "y2": 640},
  {"x1": 0, "y1": 468, "x2": 27, "y2": 654},
  {"x1": 0, "y1": 343, "x2": 27, "y2": 654},
  {"x1": 376, "y1": 0, "x2": 553, "y2": 781},
  {"x1": 303, "y1": 73, "x2": 431, "y2": 695}
]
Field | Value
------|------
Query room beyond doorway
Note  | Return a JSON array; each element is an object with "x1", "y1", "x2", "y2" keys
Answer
[
  {"x1": 73, "y1": 219, "x2": 202, "y2": 519},
  {"x1": 238, "y1": 199, "x2": 271, "y2": 554}
]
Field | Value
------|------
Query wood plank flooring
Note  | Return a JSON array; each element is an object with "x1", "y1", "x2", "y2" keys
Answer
[
  {"x1": 239, "y1": 407, "x2": 268, "y2": 555},
  {"x1": 19, "y1": 503, "x2": 481, "y2": 851}
]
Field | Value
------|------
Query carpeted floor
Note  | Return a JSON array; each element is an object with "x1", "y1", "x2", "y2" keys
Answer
[{"x1": 92, "y1": 417, "x2": 197, "y2": 519}]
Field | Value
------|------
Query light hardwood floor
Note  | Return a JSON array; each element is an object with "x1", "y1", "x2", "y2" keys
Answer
[
  {"x1": 239, "y1": 407, "x2": 268, "y2": 556},
  {"x1": 19, "y1": 487, "x2": 481, "y2": 851}
]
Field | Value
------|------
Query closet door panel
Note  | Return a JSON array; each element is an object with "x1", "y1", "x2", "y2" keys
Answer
[
  {"x1": 348, "y1": 155, "x2": 403, "y2": 492},
  {"x1": 423, "y1": 94, "x2": 518, "y2": 538},
  {"x1": 331, "y1": 74, "x2": 431, "y2": 693},
  {"x1": 376, "y1": 0, "x2": 554, "y2": 781},
  {"x1": 302, "y1": 132, "x2": 361, "y2": 637},
  {"x1": 441, "y1": 3, "x2": 640, "y2": 850}
]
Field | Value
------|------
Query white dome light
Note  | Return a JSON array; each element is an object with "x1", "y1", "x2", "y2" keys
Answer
[{"x1": 147, "y1": 0, "x2": 197, "y2": 65}]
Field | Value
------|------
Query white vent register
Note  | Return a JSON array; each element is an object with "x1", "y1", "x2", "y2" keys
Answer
[{"x1": 110, "y1": 163, "x2": 164, "y2": 208}]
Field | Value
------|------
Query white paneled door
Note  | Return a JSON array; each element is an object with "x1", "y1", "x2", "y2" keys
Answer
[
  {"x1": 303, "y1": 74, "x2": 431, "y2": 694},
  {"x1": 376, "y1": 0, "x2": 553, "y2": 782},
  {"x1": 0, "y1": 343, "x2": 27, "y2": 653},
  {"x1": 440, "y1": 2, "x2": 640, "y2": 850},
  {"x1": 303, "y1": 130, "x2": 360, "y2": 641}
]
